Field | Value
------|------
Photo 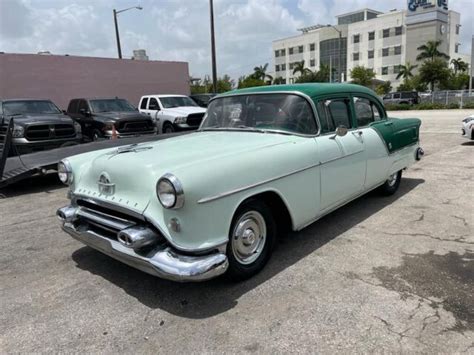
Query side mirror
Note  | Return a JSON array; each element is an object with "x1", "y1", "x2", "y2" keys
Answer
[
  {"x1": 330, "y1": 125, "x2": 348, "y2": 139},
  {"x1": 79, "y1": 108, "x2": 91, "y2": 117}
]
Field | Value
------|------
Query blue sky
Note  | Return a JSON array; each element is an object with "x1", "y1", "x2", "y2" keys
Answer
[{"x1": 1, "y1": 0, "x2": 472, "y2": 81}]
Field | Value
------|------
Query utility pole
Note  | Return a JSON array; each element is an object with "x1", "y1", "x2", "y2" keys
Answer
[{"x1": 209, "y1": 0, "x2": 218, "y2": 93}]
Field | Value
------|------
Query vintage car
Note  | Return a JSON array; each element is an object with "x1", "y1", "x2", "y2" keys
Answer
[
  {"x1": 461, "y1": 114, "x2": 474, "y2": 140},
  {"x1": 57, "y1": 84, "x2": 424, "y2": 282}
]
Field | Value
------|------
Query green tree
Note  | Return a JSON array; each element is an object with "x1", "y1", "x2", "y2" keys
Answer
[
  {"x1": 350, "y1": 66, "x2": 375, "y2": 87},
  {"x1": 375, "y1": 81, "x2": 392, "y2": 96},
  {"x1": 190, "y1": 75, "x2": 234, "y2": 94},
  {"x1": 292, "y1": 60, "x2": 311, "y2": 76},
  {"x1": 215, "y1": 75, "x2": 234, "y2": 93},
  {"x1": 450, "y1": 58, "x2": 468, "y2": 74},
  {"x1": 273, "y1": 77, "x2": 286, "y2": 85},
  {"x1": 396, "y1": 62, "x2": 417, "y2": 81},
  {"x1": 416, "y1": 40, "x2": 449, "y2": 62},
  {"x1": 252, "y1": 63, "x2": 273, "y2": 82},
  {"x1": 440, "y1": 71, "x2": 470, "y2": 90},
  {"x1": 238, "y1": 75, "x2": 266, "y2": 89},
  {"x1": 418, "y1": 58, "x2": 451, "y2": 90}
]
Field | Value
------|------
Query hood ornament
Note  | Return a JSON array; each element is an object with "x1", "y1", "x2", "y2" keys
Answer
[
  {"x1": 98, "y1": 172, "x2": 115, "y2": 195},
  {"x1": 107, "y1": 143, "x2": 153, "y2": 159}
]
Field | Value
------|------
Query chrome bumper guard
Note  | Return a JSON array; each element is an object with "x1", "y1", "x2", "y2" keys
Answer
[{"x1": 57, "y1": 206, "x2": 228, "y2": 282}]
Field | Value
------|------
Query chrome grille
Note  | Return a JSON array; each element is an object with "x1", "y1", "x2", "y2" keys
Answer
[
  {"x1": 186, "y1": 113, "x2": 205, "y2": 127},
  {"x1": 25, "y1": 124, "x2": 75, "y2": 141},
  {"x1": 117, "y1": 120, "x2": 154, "y2": 132}
]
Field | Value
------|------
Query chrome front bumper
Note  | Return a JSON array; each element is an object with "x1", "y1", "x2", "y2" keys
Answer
[{"x1": 57, "y1": 206, "x2": 228, "y2": 282}]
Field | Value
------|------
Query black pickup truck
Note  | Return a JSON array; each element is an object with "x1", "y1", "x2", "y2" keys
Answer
[
  {"x1": 0, "y1": 99, "x2": 82, "y2": 155},
  {"x1": 67, "y1": 98, "x2": 155, "y2": 141}
]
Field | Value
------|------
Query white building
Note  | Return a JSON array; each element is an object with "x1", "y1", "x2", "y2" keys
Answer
[{"x1": 272, "y1": 1, "x2": 470, "y2": 88}]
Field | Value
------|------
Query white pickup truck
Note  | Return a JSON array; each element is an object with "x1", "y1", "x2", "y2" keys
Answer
[{"x1": 138, "y1": 95, "x2": 207, "y2": 134}]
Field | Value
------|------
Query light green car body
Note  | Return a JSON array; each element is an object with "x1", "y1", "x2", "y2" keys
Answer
[{"x1": 59, "y1": 84, "x2": 422, "y2": 280}]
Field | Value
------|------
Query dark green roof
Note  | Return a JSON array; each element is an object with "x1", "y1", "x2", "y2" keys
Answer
[{"x1": 220, "y1": 83, "x2": 377, "y2": 98}]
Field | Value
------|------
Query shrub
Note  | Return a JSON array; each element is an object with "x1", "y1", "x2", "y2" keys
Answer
[
  {"x1": 446, "y1": 102, "x2": 460, "y2": 109},
  {"x1": 413, "y1": 102, "x2": 446, "y2": 110},
  {"x1": 462, "y1": 101, "x2": 474, "y2": 109},
  {"x1": 385, "y1": 103, "x2": 412, "y2": 111}
]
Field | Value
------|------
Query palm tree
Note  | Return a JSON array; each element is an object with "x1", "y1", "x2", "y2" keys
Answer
[
  {"x1": 451, "y1": 58, "x2": 468, "y2": 74},
  {"x1": 292, "y1": 60, "x2": 311, "y2": 76},
  {"x1": 396, "y1": 62, "x2": 418, "y2": 80},
  {"x1": 252, "y1": 63, "x2": 273, "y2": 82},
  {"x1": 416, "y1": 40, "x2": 449, "y2": 62},
  {"x1": 273, "y1": 77, "x2": 286, "y2": 85}
]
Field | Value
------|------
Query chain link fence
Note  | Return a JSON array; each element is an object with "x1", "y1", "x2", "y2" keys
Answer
[{"x1": 419, "y1": 90, "x2": 474, "y2": 108}]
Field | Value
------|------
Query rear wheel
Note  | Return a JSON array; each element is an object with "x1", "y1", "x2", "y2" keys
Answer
[
  {"x1": 380, "y1": 170, "x2": 402, "y2": 195},
  {"x1": 226, "y1": 200, "x2": 276, "y2": 281},
  {"x1": 92, "y1": 129, "x2": 103, "y2": 141}
]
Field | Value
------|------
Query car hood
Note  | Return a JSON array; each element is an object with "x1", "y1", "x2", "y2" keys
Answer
[
  {"x1": 10, "y1": 114, "x2": 73, "y2": 126},
  {"x1": 93, "y1": 111, "x2": 150, "y2": 122},
  {"x1": 73, "y1": 131, "x2": 307, "y2": 214},
  {"x1": 162, "y1": 106, "x2": 207, "y2": 116}
]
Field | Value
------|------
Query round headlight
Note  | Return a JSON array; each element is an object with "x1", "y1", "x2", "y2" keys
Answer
[
  {"x1": 58, "y1": 160, "x2": 73, "y2": 185},
  {"x1": 156, "y1": 173, "x2": 184, "y2": 209}
]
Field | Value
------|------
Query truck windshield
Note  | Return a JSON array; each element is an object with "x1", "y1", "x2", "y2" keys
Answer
[
  {"x1": 3, "y1": 100, "x2": 62, "y2": 115},
  {"x1": 160, "y1": 96, "x2": 198, "y2": 108},
  {"x1": 89, "y1": 99, "x2": 136, "y2": 113},
  {"x1": 200, "y1": 93, "x2": 318, "y2": 135}
]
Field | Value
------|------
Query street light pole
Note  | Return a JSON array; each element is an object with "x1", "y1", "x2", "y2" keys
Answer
[
  {"x1": 209, "y1": 0, "x2": 218, "y2": 93},
  {"x1": 113, "y1": 9, "x2": 122, "y2": 59},
  {"x1": 113, "y1": 6, "x2": 143, "y2": 59}
]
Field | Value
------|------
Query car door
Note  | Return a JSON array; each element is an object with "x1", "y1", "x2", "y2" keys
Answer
[
  {"x1": 351, "y1": 95, "x2": 390, "y2": 188},
  {"x1": 315, "y1": 96, "x2": 366, "y2": 212},
  {"x1": 139, "y1": 97, "x2": 149, "y2": 115}
]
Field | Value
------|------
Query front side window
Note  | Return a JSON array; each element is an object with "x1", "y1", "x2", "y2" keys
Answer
[
  {"x1": 353, "y1": 97, "x2": 382, "y2": 126},
  {"x1": 89, "y1": 99, "x2": 136, "y2": 113},
  {"x1": 159, "y1": 96, "x2": 197, "y2": 108},
  {"x1": 3, "y1": 100, "x2": 62, "y2": 115},
  {"x1": 201, "y1": 94, "x2": 318, "y2": 135},
  {"x1": 316, "y1": 99, "x2": 351, "y2": 134}
]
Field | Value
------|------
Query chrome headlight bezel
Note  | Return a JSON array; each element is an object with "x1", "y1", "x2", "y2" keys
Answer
[
  {"x1": 57, "y1": 159, "x2": 73, "y2": 185},
  {"x1": 174, "y1": 116, "x2": 187, "y2": 124},
  {"x1": 12, "y1": 124, "x2": 24, "y2": 138},
  {"x1": 156, "y1": 173, "x2": 184, "y2": 209}
]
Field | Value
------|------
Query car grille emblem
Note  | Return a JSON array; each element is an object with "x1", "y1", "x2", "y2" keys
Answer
[
  {"x1": 49, "y1": 125, "x2": 55, "y2": 137},
  {"x1": 98, "y1": 172, "x2": 115, "y2": 195}
]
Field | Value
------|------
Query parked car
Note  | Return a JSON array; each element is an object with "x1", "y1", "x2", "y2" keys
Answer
[
  {"x1": 383, "y1": 91, "x2": 420, "y2": 105},
  {"x1": 57, "y1": 83, "x2": 423, "y2": 282},
  {"x1": 0, "y1": 99, "x2": 82, "y2": 155},
  {"x1": 461, "y1": 114, "x2": 474, "y2": 140},
  {"x1": 139, "y1": 95, "x2": 207, "y2": 134},
  {"x1": 190, "y1": 94, "x2": 216, "y2": 107},
  {"x1": 67, "y1": 98, "x2": 155, "y2": 141}
]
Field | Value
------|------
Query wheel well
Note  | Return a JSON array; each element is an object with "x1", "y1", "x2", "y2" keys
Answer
[{"x1": 239, "y1": 191, "x2": 293, "y2": 235}]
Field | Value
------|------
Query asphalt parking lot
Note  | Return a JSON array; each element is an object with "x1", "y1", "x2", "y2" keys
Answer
[{"x1": 1, "y1": 110, "x2": 473, "y2": 353}]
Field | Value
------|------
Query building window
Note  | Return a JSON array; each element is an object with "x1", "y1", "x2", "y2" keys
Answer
[
  {"x1": 289, "y1": 62, "x2": 294, "y2": 70},
  {"x1": 275, "y1": 65, "x2": 280, "y2": 72},
  {"x1": 353, "y1": 52, "x2": 360, "y2": 61},
  {"x1": 289, "y1": 47, "x2": 294, "y2": 55},
  {"x1": 368, "y1": 50, "x2": 374, "y2": 59},
  {"x1": 309, "y1": 43, "x2": 315, "y2": 51},
  {"x1": 353, "y1": 34, "x2": 360, "y2": 44},
  {"x1": 395, "y1": 26, "x2": 403, "y2": 36},
  {"x1": 368, "y1": 31, "x2": 375, "y2": 41},
  {"x1": 382, "y1": 48, "x2": 389, "y2": 57},
  {"x1": 281, "y1": 63, "x2": 286, "y2": 71},
  {"x1": 281, "y1": 49, "x2": 286, "y2": 56},
  {"x1": 310, "y1": 58, "x2": 315, "y2": 67},
  {"x1": 456, "y1": 25, "x2": 460, "y2": 35},
  {"x1": 394, "y1": 45, "x2": 402, "y2": 55},
  {"x1": 393, "y1": 65, "x2": 401, "y2": 74},
  {"x1": 455, "y1": 44, "x2": 459, "y2": 53},
  {"x1": 383, "y1": 29, "x2": 390, "y2": 38},
  {"x1": 275, "y1": 50, "x2": 280, "y2": 58},
  {"x1": 382, "y1": 67, "x2": 388, "y2": 75},
  {"x1": 298, "y1": 45, "x2": 304, "y2": 53}
]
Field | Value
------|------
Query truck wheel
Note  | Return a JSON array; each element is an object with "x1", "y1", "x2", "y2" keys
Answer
[
  {"x1": 226, "y1": 199, "x2": 276, "y2": 281},
  {"x1": 92, "y1": 129, "x2": 103, "y2": 141},
  {"x1": 380, "y1": 170, "x2": 402, "y2": 196},
  {"x1": 163, "y1": 123, "x2": 175, "y2": 134}
]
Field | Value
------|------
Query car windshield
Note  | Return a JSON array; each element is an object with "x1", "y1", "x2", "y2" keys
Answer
[
  {"x1": 2, "y1": 100, "x2": 61, "y2": 115},
  {"x1": 200, "y1": 93, "x2": 318, "y2": 135},
  {"x1": 89, "y1": 99, "x2": 136, "y2": 113},
  {"x1": 160, "y1": 96, "x2": 198, "y2": 108}
]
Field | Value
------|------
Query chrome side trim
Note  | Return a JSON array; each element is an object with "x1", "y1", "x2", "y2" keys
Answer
[{"x1": 197, "y1": 161, "x2": 321, "y2": 204}]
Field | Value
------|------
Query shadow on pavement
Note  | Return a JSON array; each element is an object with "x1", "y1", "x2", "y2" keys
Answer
[
  {"x1": 71, "y1": 177, "x2": 425, "y2": 319},
  {"x1": 0, "y1": 173, "x2": 64, "y2": 198}
]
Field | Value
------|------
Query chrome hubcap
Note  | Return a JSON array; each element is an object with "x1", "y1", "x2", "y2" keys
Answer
[
  {"x1": 387, "y1": 173, "x2": 398, "y2": 187},
  {"x1": 232, "y1": 211, "x2": 266, "y2": 265}
]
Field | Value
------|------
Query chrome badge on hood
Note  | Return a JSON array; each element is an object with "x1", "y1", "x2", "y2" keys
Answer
[{"x1": 98, "y1": 172, "x2": 115, "y2": 195}]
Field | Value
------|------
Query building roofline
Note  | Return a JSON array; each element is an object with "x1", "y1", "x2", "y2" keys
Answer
[{"x1": 335, "y1": 8, "x2": 383, "y2": 18}]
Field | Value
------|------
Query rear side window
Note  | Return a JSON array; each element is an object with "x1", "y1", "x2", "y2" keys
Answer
[
  {"x1": 316, "y1": 99, "x2": 351, "y2": 133},
  {"x1": 78, "y1": 100, "x2": 89, "y2": 113},
  {"x1": 67, "y1": 100, "x2": 78, "y2": 113},
  {"x1": 140, "y1": 97, "x2": 148, "y2": 109},
  {"x1": 353, "y1": 96, "x2": 384, "y2": 126}
]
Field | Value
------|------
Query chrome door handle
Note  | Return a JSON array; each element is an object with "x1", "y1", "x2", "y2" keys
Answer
[
  {"x1": 352, "y1": 131, "x2": 363, "y2": 136},
  {"x1": 384, "y1": 121, "x2": 393, "y2": 126}
]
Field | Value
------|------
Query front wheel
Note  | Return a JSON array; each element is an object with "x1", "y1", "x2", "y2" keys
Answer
[
  {"x1": 162, "y1": 122, "x2": 175, "y2": 134},
  {"x1": 226, "y1": 200, "x2": 276, "y2": 281},
  {"x1": 379, "y1": 170, "x2": 402, "y2": 195}
]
